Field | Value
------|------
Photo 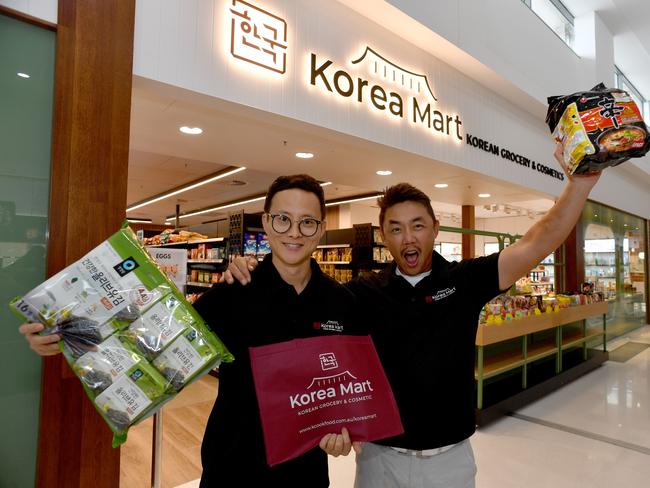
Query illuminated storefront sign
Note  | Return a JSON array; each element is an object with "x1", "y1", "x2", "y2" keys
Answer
[
  {"x1": 226, "y1": 1, "x2": 564, "y2": 181},
  {"x1": 310, "y1": 47, "x2": 463, "y2": 141},
  {"x1": 229, "y1": 0, "x2": 288, "y2": 74}
]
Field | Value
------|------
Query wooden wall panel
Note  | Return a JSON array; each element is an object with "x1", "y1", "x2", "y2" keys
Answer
[
  {"x1": 563, "y1": 223, "x2": 584, "y2": 294},
  {"x1": 461, "y1": 205, "x2": 475, "y2": 259},
  {"x1": 38, "y1": 1, "x2": 136, "y2": 487}
]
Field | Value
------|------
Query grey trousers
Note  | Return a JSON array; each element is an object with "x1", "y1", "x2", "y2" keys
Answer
[{"x1": 354, "y1": 439, "x2": 477, "y2": 488}]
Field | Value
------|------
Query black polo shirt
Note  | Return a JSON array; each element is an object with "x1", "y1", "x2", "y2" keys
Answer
[
  {"x1": 194, "y1": 254, "x2": 360, "y2": 487},
  {"x1": 346, "y1": 251, "x2": 502, "y2": 450}
]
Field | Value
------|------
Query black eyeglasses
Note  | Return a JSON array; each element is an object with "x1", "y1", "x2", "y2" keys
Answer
[{"x1": 267, "y1": 213, "x2": 322, "y2": 237}]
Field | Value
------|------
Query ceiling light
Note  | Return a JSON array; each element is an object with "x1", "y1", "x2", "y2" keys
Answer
[
  {"x1": 624, "y1": 224, "x2": 628, "y2": 227},
  {"x1": 127, "y1": 218, "x2": 152, "y2": 224},
  {"x1": 167, "y1": 195, "x2": 267, "y2": 222},
  {"x1": 478, "y1": 193, "x2": 491, "y2": 198},
  {"x1": 17, "y1": 72, "x2": 30, "y2": 78},
  {"x1": 165, "y1": 181, "x2": 334, "y2": 222},
  {"x1": 295, "y1": 152, "x2": 314, "y2": 159},
  {"x1": 179, "y1": 126, "x2": 203, "y2": 135},
  {"x1": 434, "y1": 183, "x2": 448, "y2": 188},
  {"x1": 594, "y1": 214, "x2": 598, "y2": 218},
  {"x1": 127, "y1": 166, "x2": 246, "y2": 212},
  {"x1": 325, "y1": 193, "x2": 382, "y2": 207},
  {"x1": 376, "y1": 170, "x2": 392, "y2": 176}
]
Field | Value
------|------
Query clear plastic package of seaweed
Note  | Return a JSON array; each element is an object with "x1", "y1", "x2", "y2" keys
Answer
[{"x1": 9, "y1": 222, "x2": 233, "y2": 446}]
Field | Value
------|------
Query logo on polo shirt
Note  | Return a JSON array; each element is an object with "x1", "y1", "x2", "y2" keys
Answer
[
  {"x1": 313, "y1": 320, "x2": 344, "y2": 332},
  {"x1": 426, "y1": 286, "x2": 456, "y2": 303}
]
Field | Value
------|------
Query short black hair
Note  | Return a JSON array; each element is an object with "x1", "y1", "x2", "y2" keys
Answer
[
  {"x1": 378, "y1": 183, "x2": 436, "y2": 227},
  {"x1": 264, "y1": 174, "x2": 325, "y2": 218}
]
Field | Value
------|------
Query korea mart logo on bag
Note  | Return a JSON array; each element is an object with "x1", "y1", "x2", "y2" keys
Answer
[
  {"x1": 289, "y1": 352, "x2": 374, "y2": 412},
  {"x1": 228, "y1": 0, "x2": 288, "y2": 74},
  {"x1": 113, "y1": 257, "x2": 139, "y2": 277}
]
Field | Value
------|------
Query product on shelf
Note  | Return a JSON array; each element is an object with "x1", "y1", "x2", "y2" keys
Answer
[
  {"x1": 373, "y1": 228, "x2": 383, "y2": 245},
  {"x1": 480, "y1": 291, "x2": 605, "y2": 325},
  {"x1": 546, "y1": 83, "x2": 649, "y2": 174},
  {"x1": 244, "y1": 232, "x2": 258, "y2": 256},
  {"x1": 9, "y1": 222, "x2": 233, "y2": 446},
  {"x1": 186, "y1": 292, "x2": 204, "y2": 304},
  {"x1": 319, "y1": 264, "x2": 352, "y2": 283},
  {"x1": 312, "y1": 249, "x2": 323, "y2": 262},
  {"x1": 257, "y1": 233, "x2": 271, "y2": 258},
  {"x1": 143, "y1": 229, "x2": 208, "y2": 246}
]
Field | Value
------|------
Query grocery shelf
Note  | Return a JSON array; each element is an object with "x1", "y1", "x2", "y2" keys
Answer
[
  {"x1": 475, "y1": 301, "x2": 608, "y2": 410},
  {"x1": 527, "y1": 340, "x2": 558, "y2": 362},
  {"x1": 317, "y1": 261, "x2": 352, "y2": 265},
  {"x1": 476, "y1": 351, "x2": 525, "y2": 380},
  {"x1": 317, "y1": 244, "x2": 350, "y2": 248},
  {"x1": 186, "y1": 281, "x2": 213, "y2": 288},
  {"x1": 187, "y1": 259, "x2": 224, "y2": 264},
  {"x1": 148, "y1": 237, "x2": 225, "y2": 247}
]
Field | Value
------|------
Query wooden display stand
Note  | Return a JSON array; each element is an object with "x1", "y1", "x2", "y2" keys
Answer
[{"x1": 475, "y1": 301, "x2": 608, "y2": 425}]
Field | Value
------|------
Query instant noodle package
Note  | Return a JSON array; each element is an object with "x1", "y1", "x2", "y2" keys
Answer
[
  {"x1": 546, "y1": 83, "x2": 650, "y2": 174},
  {"x1": 10, "y1": 223, "x2": 233, "y2": 446}
]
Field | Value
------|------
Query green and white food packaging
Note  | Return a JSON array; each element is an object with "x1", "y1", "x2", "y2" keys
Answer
[{"x1": 9, "y1": 222, "x2": 233, "y2": 446}]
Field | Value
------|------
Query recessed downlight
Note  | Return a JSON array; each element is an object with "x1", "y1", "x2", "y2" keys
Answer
[
  {"x1": 179, "y1": 126, "x2": 203, "y2": 135},
  {"x1": 376, "y1": 170, "x2": 392, "y2": 176},
  {"x1": 295, "y1": 152, "x2": 314, "y2": 159},
  {"x1": 478, "y1": 193, "x2": 491, "y2": 198},
  {"x1": 17, "y1": 72, "x2": 30, "y2": 78},
  {"x1": 434, "y1": 183, "x2": 448, "y2": 189}
]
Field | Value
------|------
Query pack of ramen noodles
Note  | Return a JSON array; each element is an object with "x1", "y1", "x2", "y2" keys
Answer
[
  {"x1": 546, "y1": 83, "x2": 649, "y2": 174},
  {"x1": 9, "y1": 222, "x2": 233, "y2": 446}
]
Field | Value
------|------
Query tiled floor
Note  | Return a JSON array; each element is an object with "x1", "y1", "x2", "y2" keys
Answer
[
  {"x1": 328, "y1": 325, "x2": 650, "y2": 488},
  {"x1": 170, "y1": 326, "x2": 650, "y2": 487}
]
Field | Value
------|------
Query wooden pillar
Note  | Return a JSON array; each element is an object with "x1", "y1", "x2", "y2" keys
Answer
[
  {"x1": 38, "y1": 1, "x2": 135, "y2": 487},
  {"x1": 461, "y1": 205, "x2": 475, "y2": 259},
  {"x1": 563, "y1": 223, "x2": 585, "y2": 293}
]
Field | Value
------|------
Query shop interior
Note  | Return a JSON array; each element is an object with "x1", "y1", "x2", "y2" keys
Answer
[{"x1": 119, "y1": 78, "x2": 645, "y2": 487}]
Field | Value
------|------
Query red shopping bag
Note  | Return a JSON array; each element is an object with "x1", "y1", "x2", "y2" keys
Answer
[{"x1": 249, "y1": 335, "x2": 403, "y2": 466}]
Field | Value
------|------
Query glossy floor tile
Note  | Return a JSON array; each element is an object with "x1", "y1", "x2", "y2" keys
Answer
[
  {"x1": 516, "y1": 328, "x2": 650, "y2": 450},
  {"x1": 328, "y1": 325, "x2": 650, "y2": 487}
]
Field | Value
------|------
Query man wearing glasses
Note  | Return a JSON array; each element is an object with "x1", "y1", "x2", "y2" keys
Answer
[
  {"x1": 192, "y1": 174, "x2": 361, "y2": 486},
  {"x1": 19, "y1": 174, "x2": 360, "y2": 487}
]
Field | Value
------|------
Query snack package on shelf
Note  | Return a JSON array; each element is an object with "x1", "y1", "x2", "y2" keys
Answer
[
  {"x1": 256, "y1": 233, "x2": 270, "y2": 258},
  {"x1": 9, "y1": 222, "x2": 233, "y2": 446},
  {"x1": 546, "y1": 83, "x2": 650, "y2": 174},
  {"x1": 480, "y1": 291, "x2": 605, "y2": 324},
  {"x1": 143, "y1": 229, "x2": 208, "y2": 246},
  {"x1": 312, "y1": 249, "x2": 323, "y2": 262},
  {"x1": 244, "y1": 232, "x2": 258, "y2": 256}
]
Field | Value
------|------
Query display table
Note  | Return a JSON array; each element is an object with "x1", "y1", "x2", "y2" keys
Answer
[{"x1": 475, "y1": 302, "x2": 608, "y2": 424}]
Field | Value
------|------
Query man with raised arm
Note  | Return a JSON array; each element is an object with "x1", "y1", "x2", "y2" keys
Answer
[{"x1": 225, "y1": 145, "x2": 600, "y2": 487}]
